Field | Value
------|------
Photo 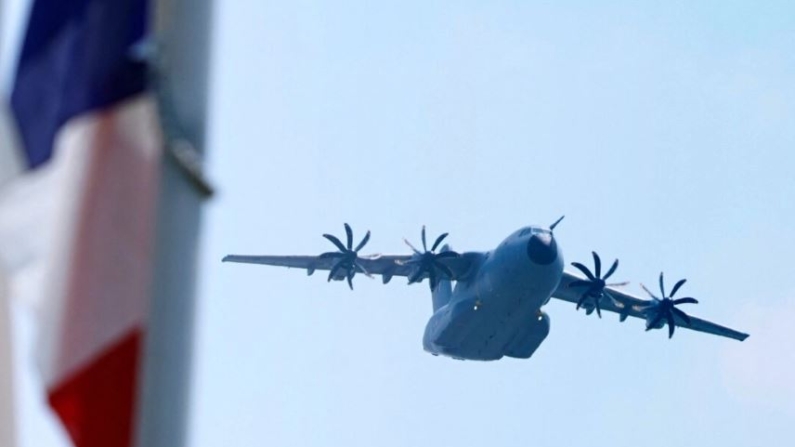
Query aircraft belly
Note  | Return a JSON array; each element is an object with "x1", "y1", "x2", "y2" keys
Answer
[
  {"x1": 423, "y1": 287, "x2": 551, "y2": 361},
  {"x1": 422, "y1": 297, "x2": 482, "y2": 356},
  {"x1": 503, "y1": 310, "x2": 550, "y2": 359}
]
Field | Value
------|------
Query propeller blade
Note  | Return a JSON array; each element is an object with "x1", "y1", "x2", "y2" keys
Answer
[
  {"x1": 603, "y1": 291, "x2": 623, "y2": 309},
  {"x1": 354, "y1": 230, "x2": 371, "y2": 252},
  {"x1": 670, "y1": 279, "x2": 687, "y2": 298},
  {"x1": 603, "y1": 259, "x2": 619, "y2": 280},
  {"x1": 405, "y1": 227, "x2": 457, "y2": 289},
  {"x1": 640, "y1": 283, "x2": 658, "y2": 300},
  {"x1": 646, "y1": 311, "x2": 664, "y2": 331},
  {"x1": 671, "y1": 307, "x2": 693, "y2": 326},
  {"x1": 428, "y1": 269, "x2": 437, "y2": 291},
  {"x1": 666, "y1": 312, "x2": 676, "y2": 338},
  {"x1": 346, "y1": 270, "x2": 354, "y2": 290},
  {"x1": 408, "y1": 269, "x2": 423, "y2": 284},
  {"x1": 354, "y1": 260, "x2": 371, "y2": 277},
  {"x1": 344, "y1": 223, "x2": 354, "y2": 250},
  {"x1": 673, "y1": 297, "x2": 698, "y2": 305},
  {"x1": 659, "y1": 272, "x2": 666, "y2": 299},
  {"x1": 595, "y1": 298, "x2": 602, "y2": 318},
  {"x1": 576, "y1": 291, "x2": 590, "y2": 310},
  {"x1": 403, "y1": 238, "x2": 421, "y2": 255},
  {"x1": 328, "y1": 261, "x2": 344, "y2": 282},
  {"x1": 431, "y1": 232, "x2": 449, "y2": 252},
  {"x1": 323, "y1": 234, "x2": 348, "y2": 252},
  {"x1": 592, "y1": 252, "x2": 602, "y2": 278},
  {"x1": 571, "y1": 262, "x2": 596, "y2": 281}
]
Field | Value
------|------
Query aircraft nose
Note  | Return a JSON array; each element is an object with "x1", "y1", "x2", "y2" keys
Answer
[{"x1": 527, "y1": 233, "x2": 558, "y2": 265}]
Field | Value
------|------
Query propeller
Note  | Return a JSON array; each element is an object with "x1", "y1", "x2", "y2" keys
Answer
[
  {"x1": 569, "y1": 251, "x2": 628, "y2": 318},
  {"x1": 639, "y1": 272, "x2": 699, "y2": 338},
  {"x1": 401, "y1": 226, "x2": 460, "y2": 291},
  {"x1": 319, "y1": 223, "x2": 372, "y2": 289}
]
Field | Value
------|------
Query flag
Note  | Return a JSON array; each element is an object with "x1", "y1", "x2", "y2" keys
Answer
[{"x1": 0, "y1": 0, "x2": 161, "y2": 446}]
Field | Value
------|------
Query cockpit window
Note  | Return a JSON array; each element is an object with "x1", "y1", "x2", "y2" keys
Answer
[{"x1": 519, "y1": 227, "x2": 549, "y2": 237}]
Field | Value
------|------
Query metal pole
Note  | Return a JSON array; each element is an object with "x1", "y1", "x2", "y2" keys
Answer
[
  {"x1": 0, "y1": 275, "x2": 15, "y2": 447},
  {"x1": 1, "y1": 0, "x2": 18, "y2": 442},
  {"x1": 135, "y1": 0, "x2": 213, "y2": 446}
]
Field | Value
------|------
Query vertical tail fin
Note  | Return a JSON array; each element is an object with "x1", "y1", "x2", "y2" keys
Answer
[{"x1": 431, "y1": 244, "x2": 454, "y2": 312}]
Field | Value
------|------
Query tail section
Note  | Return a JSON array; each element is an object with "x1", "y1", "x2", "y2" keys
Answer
[{"x1": 432, "y1": 244, "x2": 454, "y2": 312}]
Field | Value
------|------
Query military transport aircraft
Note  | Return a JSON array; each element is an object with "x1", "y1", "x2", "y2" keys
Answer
[{"x1": 223, "y1": 218, "x2": 748, "y2": 361}]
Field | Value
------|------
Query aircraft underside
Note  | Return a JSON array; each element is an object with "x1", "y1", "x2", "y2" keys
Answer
[{"x1": 423, "y1": 287, "x2": 554, "y2": 361}]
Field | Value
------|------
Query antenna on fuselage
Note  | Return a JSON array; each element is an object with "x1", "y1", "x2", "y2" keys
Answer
[{"x1": 549, "y1": 215, "x2": 565, "y2": 232}]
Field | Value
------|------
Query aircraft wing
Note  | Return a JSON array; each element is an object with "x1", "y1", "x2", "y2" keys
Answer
[
  {"x1": 551, "y1": 271, "x2": 749, "y2": 341},
  {"x1": 222, "y1": 253, "x2": 479, "y2": 284}
]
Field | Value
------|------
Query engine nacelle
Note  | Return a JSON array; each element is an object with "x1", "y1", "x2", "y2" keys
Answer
[{"x1": 644, "y1": 310, "x2": 665, "y2": 329}]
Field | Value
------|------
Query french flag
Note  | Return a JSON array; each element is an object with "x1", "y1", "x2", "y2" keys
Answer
[{"x1": 0, "y1": 0, "x2": 161, "y2": 446}]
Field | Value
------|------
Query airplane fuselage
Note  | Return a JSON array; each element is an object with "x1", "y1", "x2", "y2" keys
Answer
[
  {"x1": 224, "y1": 221, "x2": 750, "y2": 351},
  {"x1": 423, "y1": 227, "x2": 564, "y2": 360}
]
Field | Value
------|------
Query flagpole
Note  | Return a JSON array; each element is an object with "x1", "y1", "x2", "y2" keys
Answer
[
  {"x1": 136, "y1": 0, "x2": 214, "y2": 446},
  {"x1": 0, "y1": 0, "x2": 18, "y2": 442},
  {"x1": 0, "y1": 276, "x2": 15, "y2": 447}
]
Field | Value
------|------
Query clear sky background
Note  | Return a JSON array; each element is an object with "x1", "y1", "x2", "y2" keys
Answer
[{"x1": 3, "y1": 1, "x2": 795, "y2": 446}]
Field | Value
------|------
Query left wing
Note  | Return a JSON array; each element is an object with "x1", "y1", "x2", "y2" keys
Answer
[
  {"x1": 222, "y1": 253, "x2": 478, "y2": 284},
  {"x1": 551, "y1": 271, "x2": 749, "y2": 341}
]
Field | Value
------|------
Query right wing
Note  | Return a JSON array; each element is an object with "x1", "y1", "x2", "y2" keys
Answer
[
  {"x1": 552, "y1": 271, "x2": 749, "y2": 342},
  {"x1": 222, "y1": 252, "x2": 480, "y2": 284}
]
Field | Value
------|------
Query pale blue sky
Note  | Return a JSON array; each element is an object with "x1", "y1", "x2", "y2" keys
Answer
[{"x1": 5, "y1": 1, "x2": 795, "y2": 446}]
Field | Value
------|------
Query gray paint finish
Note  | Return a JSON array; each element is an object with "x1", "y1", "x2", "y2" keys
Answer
[{"x1": 224, "y1": 223, "x2": 748, "y2": 361}]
